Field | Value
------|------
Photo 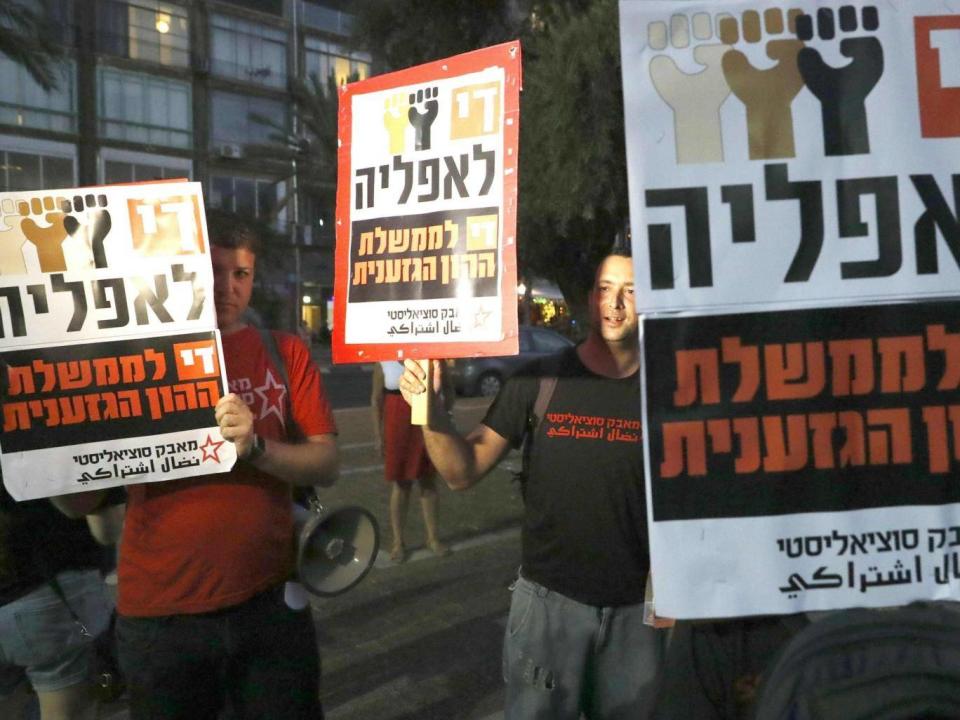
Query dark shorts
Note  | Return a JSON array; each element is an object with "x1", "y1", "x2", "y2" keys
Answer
[{"x1": 118, "y1": 584, "x2": 323, "y2": 720}]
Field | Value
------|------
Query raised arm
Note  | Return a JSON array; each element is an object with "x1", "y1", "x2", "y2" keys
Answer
[
  {"x1": 399, "y1": 359, "x2": 510, "y2": 490},
  {"x1": 215, "y1": 393, "x2": 339, "y2": 487}
]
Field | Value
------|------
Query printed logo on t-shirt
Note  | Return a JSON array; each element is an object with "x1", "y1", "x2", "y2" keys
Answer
[
  {"x1": 543, "y1": 413, "x2": 641, "y2": 443},
  {"x1": 228, "y1": 368, "x2": 287, "y2": 427}
]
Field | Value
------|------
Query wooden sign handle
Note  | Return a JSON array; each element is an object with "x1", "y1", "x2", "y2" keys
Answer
[{"x1": 410, "y1": 359, "x2": 431, "y2": 426}]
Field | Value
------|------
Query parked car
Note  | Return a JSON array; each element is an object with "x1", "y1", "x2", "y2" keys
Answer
[{"x1": 450, "y1": 325, "x2": 574, "y2": 397}]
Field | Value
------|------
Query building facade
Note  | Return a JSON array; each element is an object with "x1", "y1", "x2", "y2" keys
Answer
[{"x1": 0, "y1": 0, "x2": 370, "y2": 333}]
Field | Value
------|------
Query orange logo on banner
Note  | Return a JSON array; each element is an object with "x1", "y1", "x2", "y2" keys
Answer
[
  {"x1": 450, "y1": 82, "x2": 501, "y2": 139},
  {"x1": 127, "y1": 194, "x2": 204, "y2": 257},
  {"x1": 172, "y1": 340, "x2": 220, "y2": 381},
  {"x1": 915, "y1": 15, "x2": 960, "y2": 138},
  {"x1": 465, "y1": 214, "x2": 499, "y2": 252}
]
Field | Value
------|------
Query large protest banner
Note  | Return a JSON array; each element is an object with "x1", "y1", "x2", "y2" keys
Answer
[
  {"x1": 0, "y1": 181, "x2": 234, "y2": 500},
  {"x1": 333, "y1": 41, "x2": 521, "y2": 363},
  {"x1": 620, "y1": 0, "x2": 960, "y2": 617}
]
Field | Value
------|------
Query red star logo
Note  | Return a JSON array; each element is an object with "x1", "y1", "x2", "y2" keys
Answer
[
  {"x1": 474, "y1": 307, "x2": 492, "y2": 329},
  {"x1": 255, "y1": 369, "x2": 287, "y2": 426},
  {"x1": 199, "y1": 434, "x2": 226, "y2": 463}
]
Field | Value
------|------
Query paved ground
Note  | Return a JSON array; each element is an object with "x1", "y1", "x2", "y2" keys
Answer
[
  {"x1": 93, "y1": 346, "x2": 523, "y2": 719},
  {"x1": 312, "y1": 390, "x2": 522, "y2": 720},
  {"x1": 317, "y1": 531, "x2": 519, "y2": 720}
]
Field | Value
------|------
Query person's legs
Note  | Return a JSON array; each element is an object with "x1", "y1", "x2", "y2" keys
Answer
[
  {"x1": 502, "y1": 576, "x2": 595, "y2": 720},
  {"x1": 0, "y1": 667, "x2": 36, "y2": 720},
  {"x1": 225, "y1": 585, "x2": 322, "y2": 720},
  {"x1": 117, "y1": 613, "x2": 225, "y2": 720},
  {"x1": 417, "y1": 476, "x2": 449, "y2": 556},
  {"x1": 587, "y1": 601, "x2": 666, "y2": 720},
  {"x1": 0, "y1": 569, "x2": 112, "y2": 720},
  {"x1": 389, "y1": 482, "x2": 412, "y2": 562},
  {"x1": 35, "y1": 683, "x2": 96, "y2": 720}
]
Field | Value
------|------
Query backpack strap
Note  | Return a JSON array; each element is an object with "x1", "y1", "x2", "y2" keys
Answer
[
  {"x1": 256, "y1": 327, "x2": 301, "y2": 439},
  {"x1": 531, "y1": 375, "x2": 558, "y2": 437},
  {"x1": 257, "y1": 328, "x2": 317, "y2": 505},
  {"x1": 514, "y1": 353, "x2": 564, "y2": 498}
]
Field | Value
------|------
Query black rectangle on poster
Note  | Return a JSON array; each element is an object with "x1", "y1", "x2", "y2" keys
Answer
[
  {"x1": 645, "y1": 301, "x2": 960, "y2": 521},
  {"x1": 1, "y1": 332, "x2": 222, "y2": 453},
  {"x1": 349, "y1": 207, "x2": 499, "y2": 303}
]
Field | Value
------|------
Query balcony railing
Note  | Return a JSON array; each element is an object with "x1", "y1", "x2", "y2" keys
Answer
[
  {"x1": 210, "y1": 57, "x2": 287, "y2": 89},
  {"x1": 97, "y1": 29, "x2": 190, "y2": 68},
  {"x1": 99, "y1": 119, "x2": 191, "y2": 149},
  {"x1": 299, "y1": 2, "x2": 354, "y2": 36},
  {"x1": 0, "y1": 102, "x2": 76, "y2": 134}
]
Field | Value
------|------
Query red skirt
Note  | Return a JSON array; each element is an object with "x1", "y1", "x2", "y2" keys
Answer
[{"x1": 383, "y1": 392, "x2": 434, "y2": 482}]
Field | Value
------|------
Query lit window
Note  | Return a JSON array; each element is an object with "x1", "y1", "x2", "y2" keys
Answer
[
  {"x1": 99, "y1": 1, "x2": 189, "y2": 67},
  {"x1": 304, "y1": 37, "x2": 371, "y2": 90}
]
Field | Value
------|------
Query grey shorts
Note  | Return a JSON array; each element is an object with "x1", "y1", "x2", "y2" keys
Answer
[
  {"x1": 0, "y1": 569, "x2": 113, "y2": 694},
  {"x1": 503, "y1": 574, "x2": 666, "y2": 720}
]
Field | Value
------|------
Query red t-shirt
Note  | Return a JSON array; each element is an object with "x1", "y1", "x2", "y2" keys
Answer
[{"x1": 117, "y1": 327, "x2": 337, "y2": 617}]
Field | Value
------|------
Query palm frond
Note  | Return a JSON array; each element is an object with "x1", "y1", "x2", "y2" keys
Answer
[{"x1": 0, "y1": 1, "x2": 67, "y2": 91}]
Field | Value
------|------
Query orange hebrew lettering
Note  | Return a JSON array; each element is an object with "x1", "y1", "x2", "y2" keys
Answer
[
  {"x1": 761, "y1": 414, "x2": 809, "y2": 472},
  {"x1": 927, "y1": 325, "x2": 960, "y2": 391},
  {"x1": 672, "y1": 348, "x2": 720, "y2": 407},
  {"x1": 721, "y1": 336, "x2": 760, "y2": 402},
  {"x1": 877, "y1": 335, "x2": 925, "y2": 393},
  {"x1": 660, "y1": 420, "x2": 707, "y2": 478},
  {"x1": 828, "y1": 338, "x2": 875, "y2": 396},
  {"x1": 837, "y1": 411, "x2": 867, "y2": 467},
  {"x1": 866, "y1": 408, "x2": 912, "y2": 465},
  {"x1": 764, "y1": 342, "x2": 825, "y2": 401}
]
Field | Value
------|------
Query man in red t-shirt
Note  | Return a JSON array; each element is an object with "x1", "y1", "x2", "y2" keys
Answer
[{"x1": 56, "y1": 211, "x2": 339, "y2": 719}]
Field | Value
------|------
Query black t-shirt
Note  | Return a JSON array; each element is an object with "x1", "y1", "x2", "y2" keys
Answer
[
  {"x1": 0, "y1": 490, "x2": 105, "y2": 605},
  {"x1": 483, "y1": 347, "x2": 649, "y2": 606}
]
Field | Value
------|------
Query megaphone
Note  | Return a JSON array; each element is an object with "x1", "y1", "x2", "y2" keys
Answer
[{"x1": 293, "y1": 501, "x2": 380, "y2": 598}]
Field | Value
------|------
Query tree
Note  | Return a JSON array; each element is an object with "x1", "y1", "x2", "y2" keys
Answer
[
  {"x1": 518, "y1": 0, "x2": 626, "y2": 324},
  {"x1": 0, "y1": 1, "x2": 66, "y2": 90},
  {"x1": 349, "y1": 0, "x2": 627, "y2": 325},
  {"x1": 351, "y1": 0, "x2": 525, "y2": 71},
  {"x1": 247, "y1": 71, "x2": 341, "y2": 218},
  {"x1": 243, "y1": 72, "x2": 344, "y2": 329}
]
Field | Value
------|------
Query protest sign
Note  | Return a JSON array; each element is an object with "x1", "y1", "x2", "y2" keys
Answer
[
  {"x1": 619, "y1": 0, "x2": 960, "y2": 616},
  {"x1": 333, "y1": 41, "x2": 521, "y2": 363},
  {"x1": 0, "y1": 181, "x2": 234, "y2": 500},
  {"x1": 620, "y1": 0, "x2": 959, "y2": 314},
  {"x1": 645, "y1": 301, "x2": 960, "y2": 617}
]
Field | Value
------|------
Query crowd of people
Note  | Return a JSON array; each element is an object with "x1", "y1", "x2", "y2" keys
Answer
[{"x1": 0, "y1": 212, "x2": 851, "y2": 719}]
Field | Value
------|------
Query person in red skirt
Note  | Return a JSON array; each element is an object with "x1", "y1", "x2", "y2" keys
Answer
[{"x1": 371, "y1": 361, "x2": 454, "y2": 562}]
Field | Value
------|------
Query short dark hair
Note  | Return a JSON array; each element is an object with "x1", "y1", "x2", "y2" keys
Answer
[
  {"x1": 205, "y1": 208, "x2": 262, "y2": 255},
  {"x1": 592, "y1": 244, "x2": 633, "y2": 288},
  {"x1": 608, "y1": 232, "x2": 632, "y2": 259}
]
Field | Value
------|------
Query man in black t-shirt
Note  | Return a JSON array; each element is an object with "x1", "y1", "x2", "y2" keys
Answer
[{"x1": 400, "y1": 251, "x2": 665, "y2": 719}]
